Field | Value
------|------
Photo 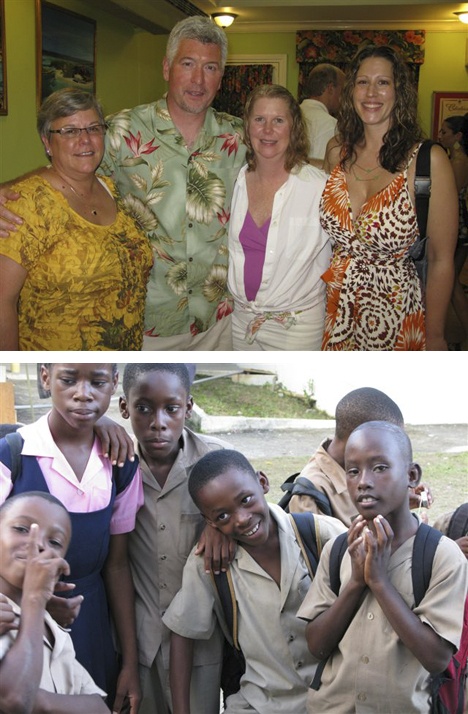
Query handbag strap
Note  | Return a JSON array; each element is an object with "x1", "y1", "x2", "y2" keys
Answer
[{"x1": 414, "y1": 140, "x2": 433, "y2": 239}]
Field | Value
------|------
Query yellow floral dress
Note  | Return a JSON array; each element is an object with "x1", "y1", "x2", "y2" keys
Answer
[
  {"x1": 0, "y1": 175, "x2": 153, "y2": 350},
  {"x1": 320, "y1": 155, "x2": 426, "y2": 351}
]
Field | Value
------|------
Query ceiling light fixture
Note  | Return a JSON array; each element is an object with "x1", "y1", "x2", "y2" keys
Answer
[
  {"x1": 454, "y1": 11, "x2": 468, "y2": 23},
  {"x1": 211, "y1": 13, "x2": 238, "y2": 28}
]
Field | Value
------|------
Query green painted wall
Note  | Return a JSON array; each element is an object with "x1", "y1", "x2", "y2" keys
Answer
[
  {"x1": 1, "y1": 0, "x2": 167, "y2": 181},
  {"x1": 1, "y1": 0, "x2": 467, "y2": 181}
]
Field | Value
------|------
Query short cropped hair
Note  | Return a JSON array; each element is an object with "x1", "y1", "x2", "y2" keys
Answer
[
  {"x1": 0, "y1": 491, "x2": 70, "y2": 521},
  {"x1": 349, "y1": 420, "x2": 413, "y2": 462},
  {"x1": 189, "y1": 449, "x2": 256, "y2": 506},
  {"x1": 244, "y1": 84, "x2": 310, "y2": 172},
  {"x1": 335, "y1": 387, "x2": 404, "y2": 441},
  {"x1": 37, "y1": 88, "x2": 106, "y2": 138},
  {"x1": 122, "y1": 363, "x2": 191, "y2": 397},
  {"x1": 305, "y1": 63, "x2": 343, "y2": 97},
  {"x1": 166, "y1": 16, "x2": 228, "y2": 71},
  {"x1": 41, "y1": 364, "x2": 118, "y2": 377}
]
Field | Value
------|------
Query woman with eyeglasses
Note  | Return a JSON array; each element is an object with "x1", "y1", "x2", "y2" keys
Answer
[{"x1": 0, "y1": 88, "x2": 153, "y2": 350}]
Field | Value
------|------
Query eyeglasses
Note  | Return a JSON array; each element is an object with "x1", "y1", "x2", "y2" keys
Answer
[{"x1": 49, "y1": 124, "x2": 107, "y2": 138}]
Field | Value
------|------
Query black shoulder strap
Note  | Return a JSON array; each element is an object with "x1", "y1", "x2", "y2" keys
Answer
[
  {"x1": 112, "y1": 455, "x2": 140, "y2": 495},
  {"x1": 412, "y1": 522, "x2": 443, "y2": 607},
  {"x1": 211, "y1": 569, "x2": 240, "y2": 650},
  {"x1": 329, "y1": 531, "x2": 348, "y2": 596},
  {"x1": 289, "y1": 512, "x2": 321, "y2": 577},
  {"x1": 414, "y1": 140, "x2": 433, "y2": 239},
  {"x1": 279, "y1": 474, "x2": 333, "y2": 516},
  {"x1": 4, "y1": 432, "x2": 24, "y2": 484}
]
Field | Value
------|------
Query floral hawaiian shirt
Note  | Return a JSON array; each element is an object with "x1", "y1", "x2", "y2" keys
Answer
[{"x1": 100, "y1": 96, "x2": 245, "y2": 338}]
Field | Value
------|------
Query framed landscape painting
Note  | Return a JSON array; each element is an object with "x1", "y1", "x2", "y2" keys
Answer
[
  {"x1": 36, "y1": 0, "x2": 96, "y2": 105},
  {"x1": 432, "y1": 91, "x2": 468, "y2": 140},
  {"x1": 0, "y1": 0, "x2": 7, "y2": 115}
]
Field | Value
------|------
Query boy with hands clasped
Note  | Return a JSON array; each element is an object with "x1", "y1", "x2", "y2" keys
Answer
[
  {"x1": 298, "y1": 421, "x2": 468, "y2": 714},
  {"x1": 0, "y1": 491, "x2": 108, "y2": 713}
]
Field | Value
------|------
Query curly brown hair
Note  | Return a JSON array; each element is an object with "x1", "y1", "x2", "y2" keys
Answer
[
  {"x1": 243, "y1": 84, "x2": 310, "y2": 172},
  {"x1": 337, "y1": 45, "x2": 424, "y2": 173}
]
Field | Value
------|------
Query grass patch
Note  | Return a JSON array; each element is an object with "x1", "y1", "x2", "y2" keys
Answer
[
  {"x1": 250, "y1": 451, "x2": 468, "y2": 526},
  {"x1": 191, "y1": 377, "x2": 331, "y2": 420}
]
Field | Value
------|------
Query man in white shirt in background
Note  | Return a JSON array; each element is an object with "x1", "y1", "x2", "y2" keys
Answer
[{"x1": 300, "y1": 64, "x2": 345, "y2": 164}]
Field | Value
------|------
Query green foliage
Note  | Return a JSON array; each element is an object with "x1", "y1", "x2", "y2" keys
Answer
[{"x1": 191, "y1": 377, "x2": 331, "y2": 420}]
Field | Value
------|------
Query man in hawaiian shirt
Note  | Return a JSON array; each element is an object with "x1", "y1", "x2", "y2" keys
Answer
[{"x1": 101, "y1": 16, "x2": 246, "y2": 350}]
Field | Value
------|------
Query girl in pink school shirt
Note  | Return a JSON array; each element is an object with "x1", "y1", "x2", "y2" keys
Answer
[{"x1": 0, "y1": 363, "x2": 143, "y2": 714}]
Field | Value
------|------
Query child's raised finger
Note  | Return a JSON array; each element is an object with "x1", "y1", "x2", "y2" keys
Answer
[{"x1": 27, "y1": 523, "x2": 40, "y2": 559}]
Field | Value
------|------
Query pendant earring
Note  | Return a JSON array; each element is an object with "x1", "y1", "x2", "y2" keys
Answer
[{"x1": 454, "y1": 141, "x2": 461, "y2": 151}]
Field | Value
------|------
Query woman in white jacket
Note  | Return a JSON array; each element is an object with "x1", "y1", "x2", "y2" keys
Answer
[{"x1": 228, "y1": 84, "x2": 331, "y2": 350}]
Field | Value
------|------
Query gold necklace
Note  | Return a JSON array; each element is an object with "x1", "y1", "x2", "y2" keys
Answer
[
  {"x1": 350, "y1": 163, "x2": 383, "y2": 182},
  {"x1": 54, "y1": 170, "x2": 99, "y2": 215}
]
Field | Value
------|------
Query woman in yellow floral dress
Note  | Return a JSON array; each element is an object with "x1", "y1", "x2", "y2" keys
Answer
[
  {"x1": 321, "y1": 45, "x2": 458, "y2": 351},
  {"x1": 0, "y1": 89, "x2": 153, "y2": 351}
]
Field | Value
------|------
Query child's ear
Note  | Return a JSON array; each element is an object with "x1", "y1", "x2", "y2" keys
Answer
[
  {"x1": 408, "y1": 462, "x2": 422, "y2": 489},
  {"x1": 186, "y1": 395, "x2": 194, "y2": 419},
  {"x1": 257, "y1": 470, "x2": 270, "y2": 495},
  {"x1": 119, "y1": 396, "x2": 130, "y2": 420},
  {"x1": 40, "y1": 364, "x2": 51, "y2": 393},
  {"x1": 111, "y1": 370, "x2": 119, "y2": 395}
]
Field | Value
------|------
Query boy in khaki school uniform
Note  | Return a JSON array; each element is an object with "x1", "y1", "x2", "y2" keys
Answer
[
  {"x1": 163, "y1": 449, "x2": 346, "y2": 714},
  {"x1": 289, "y1": 387, "x2": 431, "y2": 526},
  {"x1": 298, "y1": 421, "x2": 468, "y2": 714},
  {"x1": 118, "y1": 364, "x2": 231, "y2": 714}
]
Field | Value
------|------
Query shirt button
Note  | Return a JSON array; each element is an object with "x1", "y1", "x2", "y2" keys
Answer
[
  {"x1": 161, "y1": 583, "x2": 167, "y2": 589},
  {"x1": 357, "y1": 693, "x2": 367, "y2": 701},
  {"x1": 296, "y1": 661, "x2": 303, "y2": 669},
  {"x1": 367, "y1": 612, "x2": 374, "y2": 620},
  {"x1": 189, "y1": 257, "x2": 193, "y2": 262},
  {"x1": 160, "y1": 524, "x2": 166, "y2": 530},
  {"x1": 160, "y1": 555, "x2": 167, "y2": 560},
  {"x1": 361, "y1": 655, "x2": 369, "y2": 664},
  {"x1": 288, "y1": 634, "x2": 295, "y2": 642},
  {"x1": 188, "y1": 289, "x2": 193, "y2": 294},
  {"x1": 188, "y1": 222, "x2": 193, "y2": 228}
]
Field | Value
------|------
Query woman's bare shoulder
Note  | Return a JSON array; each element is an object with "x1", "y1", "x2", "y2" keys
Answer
[{"x1": 323, "y1": 138, "x2": 342, "y2": 174}]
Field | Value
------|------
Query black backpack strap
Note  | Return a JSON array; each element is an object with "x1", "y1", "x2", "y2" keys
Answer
[
  {"x1": 411, "y1": 523, "x2": 442, "y2": 607},
  {"x1": 211, "y1": 569, "x2": 240, "y2": 650},
  {"x1": 329, "y1": 532, "x2": 349, "y2": 596},
  {"x1": 112, "y1": 455, "x2": 140, "y2": 495},
  {"x1": 414, "y1": 139, "x2": 433, "y2": 239},
  {"x1": 4, "y1": 432, "x2": 24, "y2": 484},
  {"x1": 310, "y1": 531, "x2": 348, "y2": 691},
  {"x1": 279, "y1": 474, "x2": 333, "y2": 516},
  {"x1": 289, "y1": 512, "x2": 321, "y2": 577}
]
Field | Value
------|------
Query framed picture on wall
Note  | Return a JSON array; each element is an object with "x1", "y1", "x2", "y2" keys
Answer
[
  {"x1": 0, "y1": 0, "x2": 7, "y2": 115},
  {"x1": 36, "y1": 0, "x2": 96, "y2": 106},
  {"x1": 432, "y1": 92, "x2": 468, "y2": 140}
]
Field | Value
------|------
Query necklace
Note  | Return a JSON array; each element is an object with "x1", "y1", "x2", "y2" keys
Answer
[
  {"x1": 53, "y1": 171, "x2": 99, "y2": 215},
  {"x1": 350, "y1": 163, "x2": 383, "y2": 182},
  {"x1": 353, "y1": 160, "x2": 381, "y2": 174}
]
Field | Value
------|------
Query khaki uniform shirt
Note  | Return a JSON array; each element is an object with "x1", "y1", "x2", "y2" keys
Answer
[
  {"x1": 163, "y1": 504, "x2": 345, "y2": 714},
  {"x1": 298, "y1": 532, "x2": 468, "y2": 714},
  {"x1": 0, "y1": 597, "x2": 106, "y2": 697},
  {"x1": 128, "y1": 427, "x2": 230, "y2": 669},
  {"x1": 289, "y1": 438, "x2": 357, "y2": 526}
]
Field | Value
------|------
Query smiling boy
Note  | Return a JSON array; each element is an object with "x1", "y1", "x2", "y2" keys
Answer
[
  {"x1": 298, "y1": 421, "x2": 468, "y2": 713},
  {"x1": 163, "y1": 449, "x2": 345, "y2": 714},
  {"x1": 0, "y1": 491, "x2": 108, "y2": 713}
]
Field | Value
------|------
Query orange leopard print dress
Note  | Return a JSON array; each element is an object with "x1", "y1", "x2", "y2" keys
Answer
[{"x1": 320, "y1": 152, "x2": 426, "y2": 351}]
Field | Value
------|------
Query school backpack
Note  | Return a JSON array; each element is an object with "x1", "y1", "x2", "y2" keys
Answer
[
  {"x1": 446, "y1": 503, "x2": 468, "y2": 543},
  {"x1": 311, "y1": 523, "x2": 468, "y2": 714},
  {"x1": 212, "y1": 511, "x2": 322, "y2": 703},
  {"x1": 277, "y1": 472, "x2": 333, "y2": 516}
]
